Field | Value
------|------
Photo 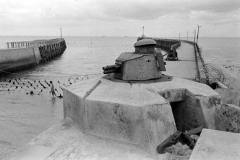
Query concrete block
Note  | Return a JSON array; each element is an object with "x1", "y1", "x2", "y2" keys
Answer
[
  {"x1": 215, "y1": 104, "x2": 240, "y2": 132},
  {"x1": 63, "y1": 76, "x2": 220, "y2": 154},
  {"x1": 33, "y1": 47, "x2": 41, "y2": 64},
  {"x1": 0, "y1": 48, "x2": 37, "y2": 71},
  {"x1": 12, "y1": 121, "x2": 159, "y2": 160},
  {"x1": 64, "y1": 78, "x2": 176, "y2": 154},
  {"x1": 190, "y1": 129, "x2": 240, "y2": 160}
]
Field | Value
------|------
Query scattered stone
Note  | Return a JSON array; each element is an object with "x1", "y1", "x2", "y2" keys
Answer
[
  {"x1": 30, "y1": 91, "x2": 34, "y2": 95},
  {"x1": 0, "y1": 76, "x2": 93, "y2": 99},
  {"x1": 165, "y1": 142, "x2": 192, "y2": 159}
]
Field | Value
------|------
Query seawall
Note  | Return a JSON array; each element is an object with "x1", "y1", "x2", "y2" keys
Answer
[
  {"x1": 0, "y1": 38, "x2": 66, "y2": 73},
  {"x1": 0, "y1": 47, "x2": 40, "y2": 72}
]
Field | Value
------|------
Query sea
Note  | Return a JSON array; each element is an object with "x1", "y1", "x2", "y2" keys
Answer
[{"x1": 0, "y1": 36, "x2": 239, "y2": 159}]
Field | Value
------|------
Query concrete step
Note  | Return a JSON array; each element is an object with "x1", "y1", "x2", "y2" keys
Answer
[{"x1": 190, "y1": 129, "x2": 240, "y2": 160}]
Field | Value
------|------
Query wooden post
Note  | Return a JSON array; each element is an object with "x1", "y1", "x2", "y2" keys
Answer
[
  {"x1": 193, "y1": 30, "x2": 196, "y2": 43},
  {"x1": 196, "y1": 25, "x2": 201, "y2": 44}
]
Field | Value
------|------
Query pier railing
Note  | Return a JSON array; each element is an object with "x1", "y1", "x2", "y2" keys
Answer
[
  {"x1": 6, "y1": 38, "x2": 65, "y2": 49},
  {"x1": 182, "y1": 40, "x2": 210, "y2": 84}
]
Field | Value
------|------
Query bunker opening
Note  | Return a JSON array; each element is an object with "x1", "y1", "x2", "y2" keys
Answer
[{"x1": 169, "y1": 99, "x2": 206, "y2": 132}]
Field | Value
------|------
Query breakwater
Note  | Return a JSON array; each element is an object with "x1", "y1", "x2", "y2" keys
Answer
[{"x1": 0, "y1": 38, "x2": 66, "y2": 73}]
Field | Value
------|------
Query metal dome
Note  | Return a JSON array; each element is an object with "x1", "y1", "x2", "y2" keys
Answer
[{"x1": 134, "y1": 39, "x2": 156, "y2": 47}]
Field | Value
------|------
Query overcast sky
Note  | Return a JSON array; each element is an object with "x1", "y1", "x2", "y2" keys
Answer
[{"x1": 0, "y1": 0, "x2": 239, "y2": 37}]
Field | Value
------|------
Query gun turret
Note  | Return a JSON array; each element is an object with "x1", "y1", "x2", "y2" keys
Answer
[
  {"x1": 102, "y1": 64, "x2": 121, "y2": 74},
  {"x1": 102, "y1": 39, "x2": 166, "y2": 81}
]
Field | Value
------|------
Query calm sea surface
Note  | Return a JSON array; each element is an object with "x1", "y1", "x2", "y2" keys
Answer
[
  {"x1": 0, "y1": 36, "x2": 240, "y2": 77},
  {"x1": 0, "y1": 36, "x2": 239, "y2": 159}
]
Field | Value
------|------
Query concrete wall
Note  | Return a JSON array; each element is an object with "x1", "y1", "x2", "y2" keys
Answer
[
  {"x1": 0, "y1": 38, "x2": 66, "y2": 73},
  {"x1": 0, "y1": 47, "x2": 40, "y2": 72}
]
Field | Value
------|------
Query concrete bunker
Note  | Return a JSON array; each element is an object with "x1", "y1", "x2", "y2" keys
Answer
[
  {"x1": 169, "y1": 96, "x2": 206, "y2": 132},
  {"x1": 158, "y1": 88, "x2": 219, "y2": 132}
]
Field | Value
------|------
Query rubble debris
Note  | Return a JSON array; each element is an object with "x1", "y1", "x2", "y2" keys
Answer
[{"x1": 157, "y1": 126, "x2": 203, "y2": 154}]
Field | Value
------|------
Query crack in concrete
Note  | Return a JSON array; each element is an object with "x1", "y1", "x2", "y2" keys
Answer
[{"x1": 83, "y1": 80, "x2": 102, "y2": 99}]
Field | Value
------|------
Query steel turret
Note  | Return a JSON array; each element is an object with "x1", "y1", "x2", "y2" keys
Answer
[{"x1": 103, "y1": 39, "x2": 166, "y2": 81}]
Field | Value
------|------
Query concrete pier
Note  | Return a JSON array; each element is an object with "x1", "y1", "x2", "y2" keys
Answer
[{"x1": 164, "y1": 42, "x2": 198, "y2": 80}]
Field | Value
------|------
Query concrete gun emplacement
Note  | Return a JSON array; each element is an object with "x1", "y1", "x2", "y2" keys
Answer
[{"x1": 102, "y1": 39, "x2": 166, "y2": 81}]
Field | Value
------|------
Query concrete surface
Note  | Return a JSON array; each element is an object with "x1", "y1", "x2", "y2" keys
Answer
[
  {"x1": 11, "y1": 120, "x2": 167, "y2": 160},
  {"x1": 0, "y1": 48, "x2": 39, "y2": 71},
  {"x1": 190, "y1": 129, "x2": 240, "y2": 160},
  {"x1": 0, "y1": 38, "x2": 66, "y2": 72},
  {"x1": 63, "y1": 76, "x2": 220, "y2": 154},
  {"x1": 164, "y1": 42, "x2": 198, "y2": 80},
  {"x1": 215, "y1": 104, "x2": 240, "y2": 132}
]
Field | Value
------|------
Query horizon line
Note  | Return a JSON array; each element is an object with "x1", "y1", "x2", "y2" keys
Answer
[{"x1": 0, "y1": 35, "x2": 240, "y2": 38}]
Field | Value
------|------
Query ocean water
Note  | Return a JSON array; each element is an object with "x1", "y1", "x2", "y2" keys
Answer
[
  {"x1": 1, "y1": 36, "x2": 239, "y2": 77},
  {"x1": 1, "y1": 36, "x2": 239, "y2": 78},
  {"x1": 0, "y1": 36, "x2": 239, "y2": 159}
]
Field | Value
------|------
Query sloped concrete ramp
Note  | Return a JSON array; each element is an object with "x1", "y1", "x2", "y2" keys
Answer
[
  {"x1": 190, "y1": 129, "x2": 240, "y2": 160},
  {"x1": 11, "y1": 120, "x2": 163, "y2": 160}
]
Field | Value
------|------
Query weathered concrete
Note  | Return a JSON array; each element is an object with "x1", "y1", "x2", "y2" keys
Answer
[
  {"x1": 190, "y1": 129, "x2": 240, "y2": 160},
  {"x1": 11, "y1": 120, "x2": 161, "y2": 160},
  {"x1": 0, "y1": 48, "x2": 39, "y2": 72},
  {"x1": 33, "y1": 47, "x2": 41, "y2": 64},
  {"x1": 0, "y1": 38, "x2": 66, "y2": 73},
  {"x1": 215, "y1": 104, "x2": 240, "y2": 132},
  {"x1": 63, "y1": 76, "x2": 220, "y2": 154}
]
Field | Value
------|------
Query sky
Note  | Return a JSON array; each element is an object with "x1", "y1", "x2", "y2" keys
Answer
[{"x1": 0, "y1": 0, "x2": 239, "y2": 37}]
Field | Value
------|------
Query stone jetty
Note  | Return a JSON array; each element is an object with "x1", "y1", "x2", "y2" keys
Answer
[{"x1": 0, "y1": 38, "x2": 66, "y2": 73}]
